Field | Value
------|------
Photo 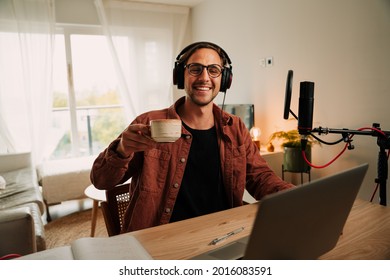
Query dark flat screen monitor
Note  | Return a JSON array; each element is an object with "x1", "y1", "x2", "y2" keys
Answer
[{"x1": 220, "y1": 104, "x2": 254, "y2": 130}]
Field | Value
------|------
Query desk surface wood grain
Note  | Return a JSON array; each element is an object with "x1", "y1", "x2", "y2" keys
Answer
[
  {"x1": 320, "y1": 199, "x2": 390, "y2": 260},
  {"x1": 129, "y1": 203, "x2": 258, "y2": 260},
  {"x1": 126, "y1": 199, "x2": 390, "y2": 260}
]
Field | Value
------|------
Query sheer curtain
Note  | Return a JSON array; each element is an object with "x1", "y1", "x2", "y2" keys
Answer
[
  {"x1": 0, "y1": 0, "x2": 55, "y2": 163},
  {"x1": 94, "y1": 0, "x2": 189, "y2": 122}
]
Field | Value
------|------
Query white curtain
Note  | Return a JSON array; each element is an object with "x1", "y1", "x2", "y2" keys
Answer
[
  {"x1": 94, "y1": 0, "x2": 189, "y2": 122},
  {"x1": 0, "y1": 0, "x2": 55, "y2": 163}
]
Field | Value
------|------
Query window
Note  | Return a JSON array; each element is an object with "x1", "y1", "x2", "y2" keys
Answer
[
  {"x1": 50, "y1": 27, "x2": 126, "y2": 159},
  {"x1": 0, "y1": 1, "x2": 188, "y2": 161}
]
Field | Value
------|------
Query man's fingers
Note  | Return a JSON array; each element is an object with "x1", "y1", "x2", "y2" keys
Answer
[{"x1": 127, "y1": 124, "x2": 150, "y2": 135}]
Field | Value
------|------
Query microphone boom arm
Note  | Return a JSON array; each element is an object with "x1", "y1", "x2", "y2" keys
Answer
[
  {"x1": 311, "y1": 123, "x2": 390, "y2": 206},
  {"x1": 312, "y1": 127, "x2": 390, "y2": 137}
]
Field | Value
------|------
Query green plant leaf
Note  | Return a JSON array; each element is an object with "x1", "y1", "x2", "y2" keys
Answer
[{"x1": 267, "y1": 129, "x2": 320, "y2": 148}]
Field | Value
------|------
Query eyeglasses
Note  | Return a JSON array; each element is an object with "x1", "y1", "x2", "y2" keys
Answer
[{"x1": 185, "y1": 63, "x2": 224, "y2": 78}]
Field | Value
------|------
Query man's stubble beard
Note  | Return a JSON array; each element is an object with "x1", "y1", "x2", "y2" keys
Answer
[{"x1": 187, "y1": 88, "x2": 219, "y2": 107}]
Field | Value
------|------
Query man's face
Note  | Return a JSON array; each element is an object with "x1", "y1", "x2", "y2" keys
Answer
[{"x1": 184, "y1": 48, "x2": 223, "y2": 107}]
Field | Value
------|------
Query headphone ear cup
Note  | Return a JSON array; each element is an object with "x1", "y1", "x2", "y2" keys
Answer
[
  {"x1": 220, "y1": 67, "x2": 233, "y2": 92},
  {"x1": 173, "y1": 63, "x2": 178, "y2": 86},
  {"x1": 173, "y1": 62, "x2": 185, "y2": 89}
]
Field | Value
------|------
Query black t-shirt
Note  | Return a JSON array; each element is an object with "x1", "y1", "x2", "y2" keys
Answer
[{"x1": 170, "y1": 122, "x2": 229, "y2": 222}]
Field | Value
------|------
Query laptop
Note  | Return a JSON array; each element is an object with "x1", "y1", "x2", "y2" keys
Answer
[{"x1": 191, "y1": 163, "x2": 369, "y2": 260}]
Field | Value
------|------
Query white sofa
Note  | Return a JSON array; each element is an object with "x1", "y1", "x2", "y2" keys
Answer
[{"x1": 0, "y1": 152, "x2": 46, "y2": 257}]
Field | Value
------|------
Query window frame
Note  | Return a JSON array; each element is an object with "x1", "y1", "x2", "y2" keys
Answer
[{"x1": 53, "y1": 24, "x2": 124, "y2": 159}]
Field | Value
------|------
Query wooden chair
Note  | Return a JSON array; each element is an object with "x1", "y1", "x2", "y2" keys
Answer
[{"x1": 100, "y1": 183, "x2": 131, "y2": 236}]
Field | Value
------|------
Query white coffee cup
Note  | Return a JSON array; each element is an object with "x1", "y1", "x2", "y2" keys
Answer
[{"x1": 150, "y1": 119, "x2": 182, "y2": 142}]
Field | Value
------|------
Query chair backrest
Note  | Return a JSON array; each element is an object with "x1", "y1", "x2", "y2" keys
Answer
[{"x1": 100, "y1": 183, "x2": 130, "y2": 236}]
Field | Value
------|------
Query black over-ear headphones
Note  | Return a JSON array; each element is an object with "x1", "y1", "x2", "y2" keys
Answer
[{"x1": 173, "y1": 41, "x2": 233, "y2": 93}]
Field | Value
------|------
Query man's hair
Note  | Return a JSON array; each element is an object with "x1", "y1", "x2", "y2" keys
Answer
[{"x1": 177, "y1": 42, "x2": 229, "y2": 67}]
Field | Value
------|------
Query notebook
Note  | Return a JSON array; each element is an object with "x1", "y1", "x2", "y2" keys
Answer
[{"x1": 191, "y1": 163, "x2": 369, "y2": 260}]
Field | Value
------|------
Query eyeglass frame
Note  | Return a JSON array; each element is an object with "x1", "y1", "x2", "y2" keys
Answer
[{"x1": 184, "y1": 63, "x2": 224, "y2": 78}]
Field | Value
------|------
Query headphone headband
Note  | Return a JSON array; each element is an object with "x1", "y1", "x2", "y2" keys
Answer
[{"x1": 175, "y1": 41, "x2": 232, "y2": 66}]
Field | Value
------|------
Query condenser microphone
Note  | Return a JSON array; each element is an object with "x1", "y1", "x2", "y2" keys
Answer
[{"x1": 298, "y1": 81, "x2": 315, "y2": 136}]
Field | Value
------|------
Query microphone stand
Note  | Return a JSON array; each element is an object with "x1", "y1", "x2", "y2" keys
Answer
[{"x1": 311, "y1": 123, "x2": 390, "y2": 206}]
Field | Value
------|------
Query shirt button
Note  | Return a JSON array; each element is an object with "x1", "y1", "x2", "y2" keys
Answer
[
  {"x1": 185, "y1": 135, "x2": 191, "y2": 139},
  {"x1": 180, "y1": 157, "x2": 186, "y2": 163},
  {"x1": 165, "y1": 208, "x2": 171, "y2": 213},
  {"x1": 173, "y1": 183, "x2": 179, "y2": 188}
]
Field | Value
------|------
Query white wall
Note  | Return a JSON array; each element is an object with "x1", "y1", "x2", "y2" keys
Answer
[{"x1": 191, "y1": 0, "x2": 390, "y2": 204}]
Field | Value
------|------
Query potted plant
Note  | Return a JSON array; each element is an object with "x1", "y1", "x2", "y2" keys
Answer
[{"x1": 267, "y1": 129, "x2": 320, "y2": 173}]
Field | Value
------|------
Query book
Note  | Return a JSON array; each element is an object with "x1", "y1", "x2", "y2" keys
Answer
[{"x1": 18, "y1": 235, "x2": 153, "y2": 260}]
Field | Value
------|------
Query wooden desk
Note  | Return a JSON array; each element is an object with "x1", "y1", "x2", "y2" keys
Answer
[
  {"x1": 320, "y1": 199, "x2": 390, "y2": 260},
  {"x1": 126, "y1": 199, "x2": 390, "y2": 260}
]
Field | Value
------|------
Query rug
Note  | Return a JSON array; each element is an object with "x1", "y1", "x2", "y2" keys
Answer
[{"x1": 44, "y1": 208, "x2": 108, "y2": 249}]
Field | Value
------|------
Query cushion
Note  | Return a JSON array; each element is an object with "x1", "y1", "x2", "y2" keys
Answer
[
  {"x1": 0, "y1": 175, "x2": 5, "y2": 189},
  {"x1": 0, "y1": 167, "x2": 44, "y2": 213}
]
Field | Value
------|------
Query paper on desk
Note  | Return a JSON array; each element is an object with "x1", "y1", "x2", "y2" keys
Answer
[
  {"x1": 18, "y1": 235, "x2": 153, "y2": 260},
  {"x1": 71, "y1": 235, "x2": 153, "y2": 260}
]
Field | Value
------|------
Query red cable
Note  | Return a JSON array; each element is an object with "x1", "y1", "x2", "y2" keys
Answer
[
  {"x1": 302, "y1": 126, "x2": 389, "y2": 202},
  {"x1": 302, "y1": 142, "x2": 349, "y2": 169},
  {"x1": 0, "y1": 253, "x2": 22, "y2": 260},
  {"x1": 302, "y1": 126, "x2": 388, "y2": 169}
]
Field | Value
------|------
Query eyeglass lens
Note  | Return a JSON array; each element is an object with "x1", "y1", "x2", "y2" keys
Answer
[{"x1": 187, "y1": 63, "x2": 223, "y2": 78}]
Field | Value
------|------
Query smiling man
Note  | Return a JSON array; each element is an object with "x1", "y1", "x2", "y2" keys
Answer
[{"x1": 90, "y1": 42, "x2": 294, "y2": 233}]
